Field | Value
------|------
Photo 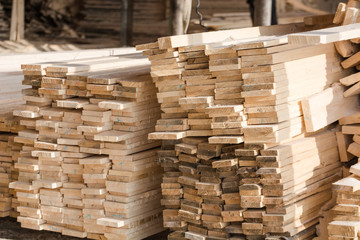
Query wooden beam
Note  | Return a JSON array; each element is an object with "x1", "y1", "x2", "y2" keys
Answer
[
  {"x1": 9, "y1": 0, "x2": 24, "y2": 42},
  {"x1": 254, "y1": 0, "x2": 272, "y2": 26},
  {"x1": 333, "y1": 2, "x2": 347, "y2": 25},
  {"x1": 288, "y1": 23, "x2": 360, "y2": 45},
  {"x1": 303, "y1": 13, "x2": 335, "y2": 26}
]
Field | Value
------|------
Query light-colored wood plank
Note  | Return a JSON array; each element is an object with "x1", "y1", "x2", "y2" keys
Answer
[{"x1": 301, "y1": 84, "x2": 360, "y2": 132}]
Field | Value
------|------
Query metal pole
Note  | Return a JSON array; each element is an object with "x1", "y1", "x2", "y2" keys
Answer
[{"x1": 254, "y1": 0, "x2": 272, "y2": 26}]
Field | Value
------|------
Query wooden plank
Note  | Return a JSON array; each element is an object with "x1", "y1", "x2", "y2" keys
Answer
[
  {"x1": 336, "y1": 131, "x2": 355, "y2": 162},
  {"x1": 333, "y1": 3, "x2": 347, "y2": 25},
  {"x1": 301, "y1": 84, "x2": 360, "y2": 132},
  {"x1": 158, "y1": 22, "x2": 305, "y2": 49},
  {"x1": 288, "y1": 23, "x2": 360, "y2": 45},
  {"x1": 344, "y1": 81, "x2": 360, "y2": 97},
  {"x1": 342, "y1": 51, "x2": 360, "y2": 69},
  {"x1": 304, "y1": 14, "x2": 335, "y2": 26},
  {"x1": 340, "y1": 72, "x2": 360, "y2": 86}
]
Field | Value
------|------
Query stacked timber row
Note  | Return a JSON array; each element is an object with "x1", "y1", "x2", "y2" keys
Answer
[
  {"x1": 232, "y1": 28, "x2": 349, "y2": 238},
  {"x1": 10, "y1": 66, "x2": 48, "y2": 230},
  {"x1": 283, "y1": 2, "x2": 360, "y2": 238},
  {"x1": 206, "y1": 41, "x2": 245, "y2": 145},
  {"x1": 137, "y1": 16, "x2": 353, "y2": 238},
  {"x1": 0, "y1": 47, "x2": 138, "y2": 221},
  {"x1": 324, "y1": 2, "x2": 360, "y2": 237},
  {"x1": 205, "y1": 42, "x2": 263, "y2": 238},
  {"x1": 9, "y1": 53, "x2": 164, "y2": 239},
  {"x1": 329, "y1": 163, "x2": 360, "y2": 239},
  {"x1": 208, "y1": 32, "x2": 347, "y2": 238},
  {"x1": 0, "y1": 111, "x2": 22, "y2": 218}
]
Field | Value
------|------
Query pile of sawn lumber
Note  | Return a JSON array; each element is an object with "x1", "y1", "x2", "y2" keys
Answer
[
  {"x1": 287, "y1": 1, "x2": 360, "y2": 238},
  {"x1": 135, "y1": 1, "x2": 360, "y2": 238},
  {"x1": 3, "y1": 1, "x2": 360, "y2": 239},
  {"x1": 0, "y1": 109, "x2": 21, "y2": 218},
  {"x1": 286, "y1": 1, "x2": 360, "y2": 238},
  {"x1": 7, "y1": 51, "x2": 164, "y2": 239},
  {"x1": 0, "y1": 48, "x2": 136, "y2": 221}
]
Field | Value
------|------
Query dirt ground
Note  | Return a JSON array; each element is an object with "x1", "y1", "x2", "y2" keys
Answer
[{"x1": 0, "y1": 217, "x2": 169, "y2": 240}]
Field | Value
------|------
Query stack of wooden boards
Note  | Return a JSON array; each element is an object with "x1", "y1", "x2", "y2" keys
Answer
[
  {"x1": 0, "y1": 109, "x2": 22, "y2": 218},
  {"x1": 0, "y1": 56, "x2": 25, "y2": 219},
  {"x1": 136, "y1": 9, "x2": 359, "y2": 238},
  {"x1": 7, "y1": 52, "x2": 164, "y2": 239},
  {"x1": 0, "y1": 47, "x2": 138, "y2": 221},
  {"x1": 329, "y1": 162, "x2": 360, "y2": 239},
  {"x1": 286, "y1": 2, "x2": 360, "y2": 238},
  {"x1": 3, "y1": 3, "x2": 360, "y2": 240}
]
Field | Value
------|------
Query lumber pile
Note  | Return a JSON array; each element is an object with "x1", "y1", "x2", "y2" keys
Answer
[
  {"x1": 234, "y1": 24, "x2": 346, "y2": 236},
  {"x1": 0, "y1": 112, "x2": 22, "y2": 218},
  {"x1": 323, "y1": 2, "x2": 360, "y2": 238},
  {"x1": 286, "y1": 3, "x2": 360, "y2": 238},
  {"x1": 258, "y1": 131, "x2": 341, "y2": 239},
  {"x1": 0, "y1": 80, "x2": 24, "y2": 218},
  {"x1": 3, "y1": 3, "x2": 360, "y2": 239},
  {"x1": 0, "y1": 48, "x2": 138, "y2": 222},
  {"x1": 237, "y1": 39, "x2": 351, "y2": 144},
  {"x1": 8, "y1": 52, "x2": 164, "y2": 239},
  {"x1": 136, "y1": 19, "x2": 350, "y2": 239},
  {"x1": 0, "y1": 48, "x2": 138, "y2": 221},
  {"x1": 334, "y1": 27, "x2": 360, "y2": 166},
  {"x1": 329, "y1": 162, "x2": 360, "y2": 239},
  {"x1": 0, "y1": 134, "x2": 17, "y2": 217}
]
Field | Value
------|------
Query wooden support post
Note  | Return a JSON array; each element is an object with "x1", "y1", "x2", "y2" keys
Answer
[
  {"x1": 170, "y1": 0, "x2": 184, "y2": 35},
  {"x1": 183, "y1": 0, "x2": 192, "y2": 34},
  {"x1": 254, "y1": 0, "x2": 272, "y2": 26},
  {"x1": 9, "y1": 0, "x2": 25, "y2": 42},
  {"x1": 120, "y1": 0, "x2": 133, "y2": 47}
]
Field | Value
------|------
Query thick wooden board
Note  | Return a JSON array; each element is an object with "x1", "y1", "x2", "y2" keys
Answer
[
  {"x1": 288, "y1": 23, "x2": 360, "y2": 45},
  {"x1": 158, "y1": 23, "x2": 305, "y2": 49},
  {"x1": 301, "y1": 84, "x2": 360, "y2": 132}
]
